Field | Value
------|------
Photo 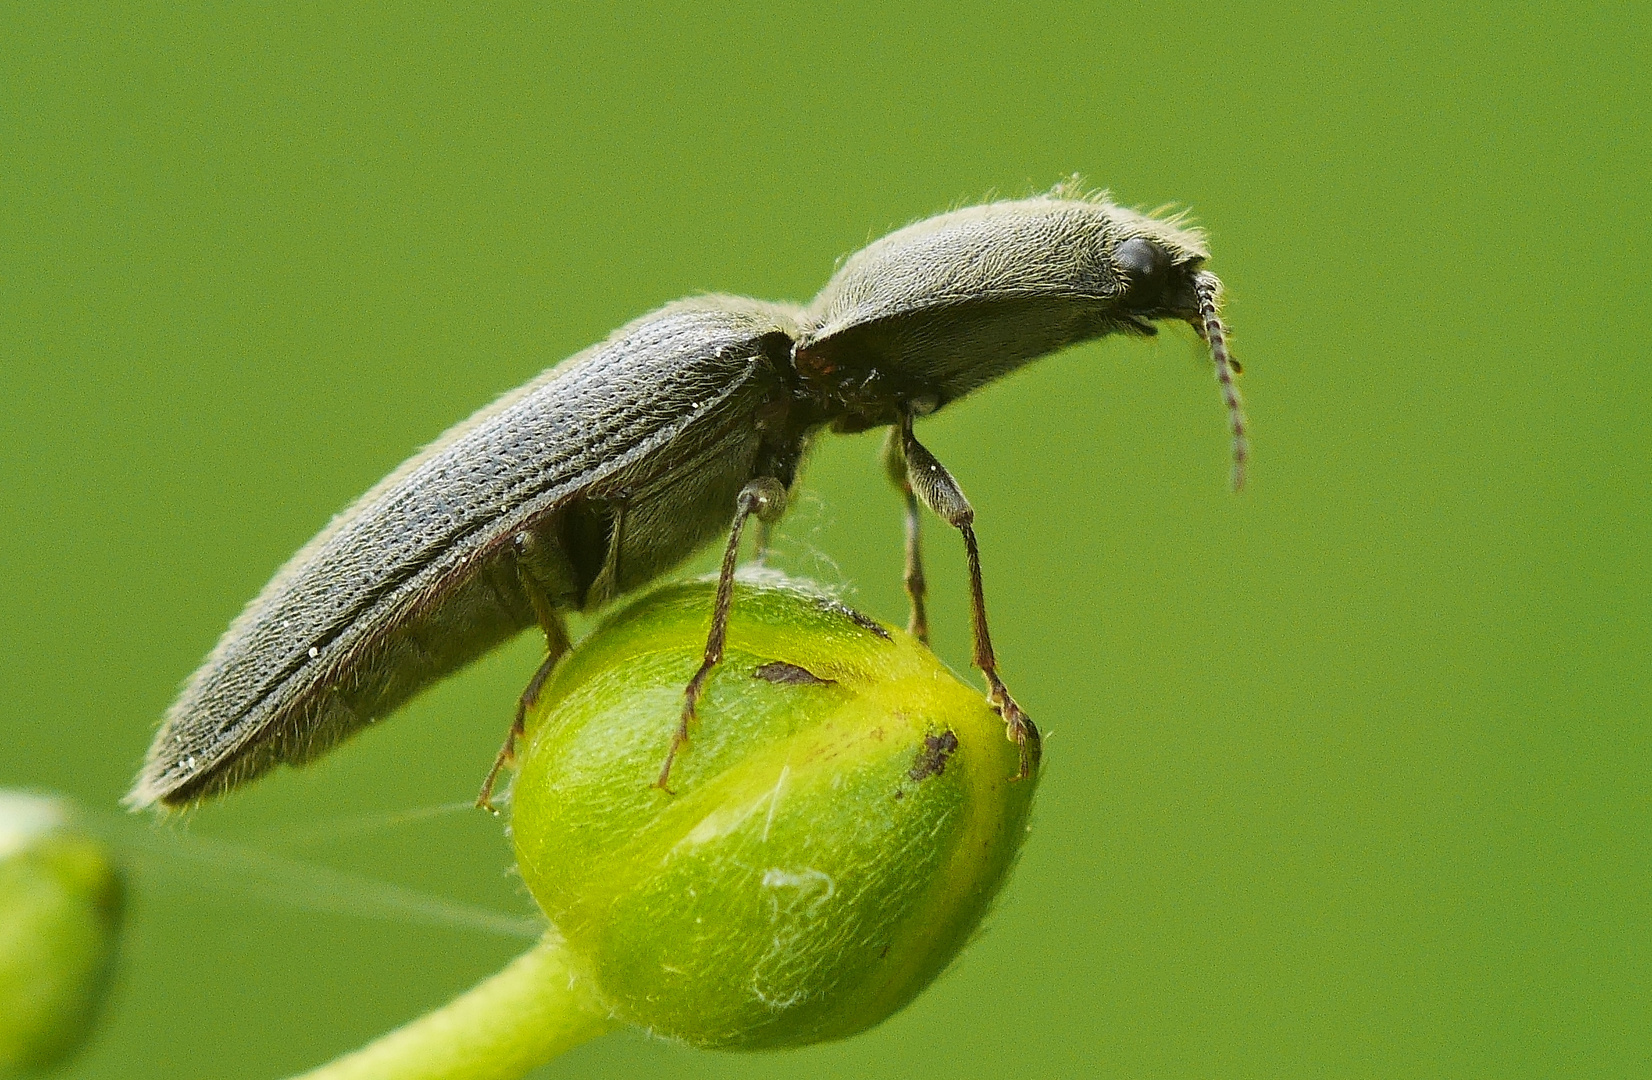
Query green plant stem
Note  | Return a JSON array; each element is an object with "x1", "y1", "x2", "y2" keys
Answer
[{"x1": 293, "y1": 932, "x2": 616, "y2": 1080}]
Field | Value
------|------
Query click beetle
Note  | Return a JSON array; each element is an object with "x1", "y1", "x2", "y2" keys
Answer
[{"x1": 128, "y1": 187, "x2": 1246, "y2": 811}]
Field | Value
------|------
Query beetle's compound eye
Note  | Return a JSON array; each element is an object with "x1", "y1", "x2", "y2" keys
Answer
[
  {"x1": 1115, "y1": 237, "x2": 1169, "y2": 286},
  {"x1": 1114, "y1": 237, "x2": 1172, "y2": 308}
]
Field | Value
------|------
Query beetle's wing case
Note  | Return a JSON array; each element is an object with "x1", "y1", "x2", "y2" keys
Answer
[
  {"x1": 798, "y1": 193, "x2": 1209, "y2": 411},
  {"x1": 131, "y1": 297, "x2": 803, "y2": 809}
]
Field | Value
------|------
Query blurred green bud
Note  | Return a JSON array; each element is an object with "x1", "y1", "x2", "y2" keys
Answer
[
  {"x1": 0, "y1": 792, "x2": 124, "y2": 1078},
  {"x1": 511, "y1": 575, "x2": 1039, "y2": 1049}
]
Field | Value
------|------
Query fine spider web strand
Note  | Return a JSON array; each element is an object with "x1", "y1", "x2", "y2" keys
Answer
[
  {"x1": 233, "y1": 800, "x2": 477, "y2": 848},
  {"x1": 94, "y1": 810, "x2": 545, "y2": 940},
  {"x1": 1194, "y1": 271, "x2": 1250, "y2": 491},
  {"x1": 719, "y1": 486, "x2": 852, "y2": 599}
]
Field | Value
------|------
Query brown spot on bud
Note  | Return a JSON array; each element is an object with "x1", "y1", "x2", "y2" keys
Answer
[
  {"x1": 752, "y1": 661, "x2": 835, "y2": 686},
  {"x1": 908, "y1": 729, "x2": 959, "y2": 782}
]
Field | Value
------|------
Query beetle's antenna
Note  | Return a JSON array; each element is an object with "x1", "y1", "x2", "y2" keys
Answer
[{"x1": 1193, "y1": 271, "x2": 1249, "y2": 491}]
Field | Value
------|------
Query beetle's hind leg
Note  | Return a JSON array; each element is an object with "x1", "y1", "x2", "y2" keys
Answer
[
  {"x1": 476, "y1": 643, "x2": 565, "y2": 814},
  {"x1": 896, "y1": 415, "x2": 1041, "y2": 779},
  {"x1": 476, "y1": 542, "x2": 574, "y2": 814},
  {"x1": 656, "y1": 477, "x2": 788, "y2": 793},
  {"x1": 880, "y1": 424, "x2": 930, "y2": 644}
]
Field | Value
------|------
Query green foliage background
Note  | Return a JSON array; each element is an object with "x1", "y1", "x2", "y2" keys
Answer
[{"x1": 2, "y1": 4, "x2": 1645, "y2": 1077}]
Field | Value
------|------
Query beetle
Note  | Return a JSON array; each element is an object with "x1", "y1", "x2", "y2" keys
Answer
[{"x1": 127, "y1": 186, "x2": 1247, "y2": 812}]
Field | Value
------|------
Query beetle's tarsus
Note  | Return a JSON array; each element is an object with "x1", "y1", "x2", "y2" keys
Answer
[
  {"x1": 477, "y1": 613, "x2": 568, "y2": 814},
  {"x1": 476, "y1": 746, "x2": 511, "y2": 815},
  {"x1": 657, "y1": 671, "x2": 709, "y2": 793},
  {"x1": 476, "y1": 686, "x2": 532, "y2": 814},
  {"x1": 653, "y1": 741, "x2": 681, "y2": 793},
  {"x1": 989, "y1": 680, "x2": 1041, "y2": 780},
  {"x1": 655, "y1": 477, "x2": 787, "y2": 792}
]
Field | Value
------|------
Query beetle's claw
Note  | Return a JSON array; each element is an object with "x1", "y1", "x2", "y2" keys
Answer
[
  {"x1": 989, "y1": 687, "x2": 1041, "y2": 780},
  {"x1": 655, "y1": 706, "x2": 694, "y2": 794},
  {"x1": 652, "y1": 755, "x2": 679, "y2": 795},
  {"x1": 475, "y1": 746, "x2": 515, "y2": 815}
]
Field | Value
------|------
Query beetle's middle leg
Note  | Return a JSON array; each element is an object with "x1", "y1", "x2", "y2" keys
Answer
[
  {"x1": 588, "y1": 487, "x2": 632, "y2": 607},
  {"x1": 897, "y1": 415, "x2": 1041, "y2": 779},
  {"x1": 476, "y1": 540, "x2": 574, "y2": 814},
  {"x1": 656, "y1": 476, "x2": 788, "y2": 793},
  {"x1": 881, "y1": 424, "x2": 929, "y2": 644}
]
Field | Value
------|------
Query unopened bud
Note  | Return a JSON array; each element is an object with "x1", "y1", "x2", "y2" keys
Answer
[
  {"x1": 511, "y1": 575, "x2": 1039, "y2": 1049},
  {"x1": 0, "y1": 792, "x2": 124, "y2": 1078}
]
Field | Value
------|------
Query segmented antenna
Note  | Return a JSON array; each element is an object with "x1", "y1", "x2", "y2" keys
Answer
[{"x1": 1194, "y1": 271, "x2": 1249, "y2": 491}]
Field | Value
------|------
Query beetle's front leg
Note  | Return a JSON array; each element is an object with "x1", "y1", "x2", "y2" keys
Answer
[
  {"x1": 880, "y1": 424, "x2": 929, "y2": 645},
  {"x1": 656, "y1": 476, "x2": 788, "y2": 793},
  {"x1": 898, "y1": 415, "x2": 1041, "y2": 779}
]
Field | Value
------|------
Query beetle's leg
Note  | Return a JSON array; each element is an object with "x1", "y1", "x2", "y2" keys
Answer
[
  {"x1": 657, "y1": 476, "x2": 788, "y2": 793},
  {"x1": 880, "y1": 425, "x2": 929, "y2": 644},
  {"x1": 606, "y1": 494, "x2": 628, "y2": 597},
  {"x1": 476, "y1": 540, "x2": 574, "y2": 814},
  {"x1": 898, "y1": 416, "x2": 1041, "y2": 779},
  {"x1": 590, "y1": 487, "x2": 632, "y2": 606},
  {"x1": 476, "y1": 638, "x2": 568, "y2": 814}
]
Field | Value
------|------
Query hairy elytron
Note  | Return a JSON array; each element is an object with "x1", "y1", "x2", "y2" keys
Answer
[{"x1": 127, "y1": 187, "x2": 1248, "y2": 811}]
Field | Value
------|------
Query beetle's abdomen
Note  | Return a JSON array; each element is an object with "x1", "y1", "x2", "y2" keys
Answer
[{"x1": 136, "y1": 513, "x2": 541, "y2": 807}]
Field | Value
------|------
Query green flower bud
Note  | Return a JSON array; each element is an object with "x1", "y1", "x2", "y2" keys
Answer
[
  {"x1": 0, "y1": 792, "x2": 124, "y2": 1078},
  {"x1": 511, "y1": 575, "x2": 1039, "y2": 1049}
]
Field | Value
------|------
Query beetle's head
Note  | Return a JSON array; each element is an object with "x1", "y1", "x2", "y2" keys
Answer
[{"x1": 1112, "y1": 235, "x2": 1206, "y2": 322}]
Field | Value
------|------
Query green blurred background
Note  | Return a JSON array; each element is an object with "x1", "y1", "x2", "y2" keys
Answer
[{"x1": 2, "y1": 3, "x2": 1646, "y2": 1077}]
